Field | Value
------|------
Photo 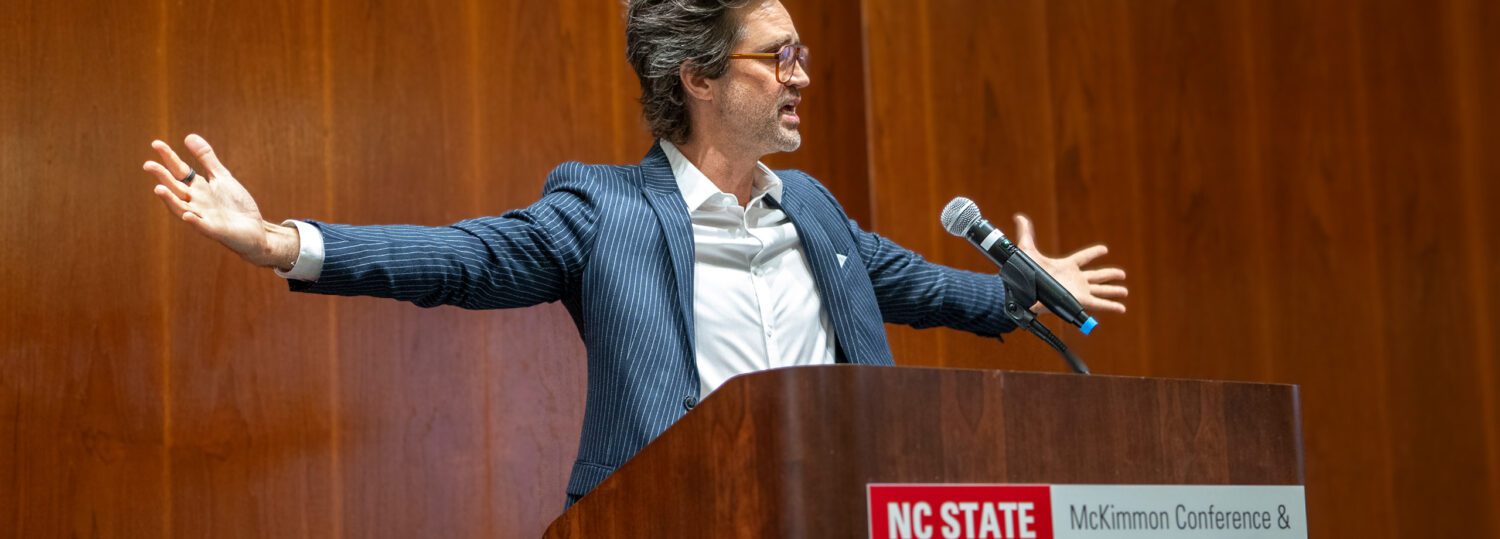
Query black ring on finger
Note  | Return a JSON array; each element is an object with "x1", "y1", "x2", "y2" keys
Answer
[{"x1": 179, "y1": 169, "x2": 197, "y2": 185}]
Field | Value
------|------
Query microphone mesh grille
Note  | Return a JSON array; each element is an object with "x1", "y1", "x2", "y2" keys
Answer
[{"x1": 940, "y1": 197, "x2": 981, "y2": 236}]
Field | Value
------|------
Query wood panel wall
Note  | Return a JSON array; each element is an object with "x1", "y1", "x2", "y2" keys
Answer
[
  {"x1": 1, "y1": 0, "x2": 1494, "y2": 537},
  {"x1": 0, "y1": 0, "x2": 644, "y2": 536},
  {"x1": 864, "y1": 1, "x2": 1500, "y2": 537}
]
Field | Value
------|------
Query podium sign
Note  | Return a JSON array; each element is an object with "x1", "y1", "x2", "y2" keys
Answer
[{"x1": 868, "y1": 484, "x2": 1307, "y2": 539}]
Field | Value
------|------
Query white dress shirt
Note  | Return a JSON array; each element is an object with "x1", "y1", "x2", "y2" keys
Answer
[
  {"x1": 280, "y1": 141, "x2": 836, "y2": 396},
  {"x1": 659, "y1": 140, "x2": 836, "y2": 396}
]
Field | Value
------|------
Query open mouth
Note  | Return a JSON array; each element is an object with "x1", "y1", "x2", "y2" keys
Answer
[{"x1": 780, "y1": 101, "x2": 800, "y2": 120}]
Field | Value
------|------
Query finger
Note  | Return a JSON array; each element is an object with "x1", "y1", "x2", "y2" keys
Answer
[
  {"x1": 1084, "y1": 298, "x2": 1127, "y2": 314},
  {"x1": 1084, "y1": 267, "x2": 1127, "y2": 283},
  {"x1": 1013, "y1": 213, "x2": 1037, "y2": 252},
  {"x1": 180, "y1": 211, "x2": 216, "y2": 236},
  {"x1": 183, "y1": 133, "x2": 231, "y2": 178},
  {"x1": 1090, "y1": 284, "x2": 1129, "y2": 299},
  {"x1": 1068, "y1": 245, "x2": 1109, "y2": 266},
  {"x1": 144, "y1": 161, "x2": 190, "y2": 200},
  {"x1": 150, "y1": 139, "x2": 195, "y2": 180},
  {"x1": 153, "y1": 184, "x2": 198, "y2": 219}
]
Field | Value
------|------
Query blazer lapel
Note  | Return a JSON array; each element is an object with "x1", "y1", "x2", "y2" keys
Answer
[
  {"x1": 638, "y1": 144, "x2": 697, "y2": 350},
  {"x1": 775, "y1": 175, "x2": 861, "y2": 363}
]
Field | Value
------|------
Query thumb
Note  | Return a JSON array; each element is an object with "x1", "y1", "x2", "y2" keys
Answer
[{"x1": 1013, "y1": 213, "x2": 1037, "y2": 253}]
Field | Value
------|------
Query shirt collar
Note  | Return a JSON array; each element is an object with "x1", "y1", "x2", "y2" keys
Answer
[{"x1": 659, "y1": 139, "x2": 783, "y2": 211}]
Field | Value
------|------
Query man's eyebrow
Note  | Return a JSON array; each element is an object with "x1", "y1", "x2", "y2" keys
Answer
[{"x1": 755, "y1": 35, "x2": 797, "y2": 52}]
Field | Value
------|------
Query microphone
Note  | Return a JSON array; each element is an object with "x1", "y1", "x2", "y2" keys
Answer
[{"x1": 940, "y1": 197, "x2": 1098, "y2": 335}]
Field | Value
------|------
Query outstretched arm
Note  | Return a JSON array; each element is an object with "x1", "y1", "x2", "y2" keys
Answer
[
  {"x1": 142, "y1": 134, "x2": 300, "y2": 270},
  {"x1": 144, "y1": 135, "x2": 599, "y2": 310},
  {"x1": 850, "y1": 212, "x2": 1128, "y2": 333}
]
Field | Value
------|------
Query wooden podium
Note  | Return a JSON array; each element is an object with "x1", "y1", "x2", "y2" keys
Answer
[{"x1": 544, "y1": 365, "x2": 1303, "y2": 537}]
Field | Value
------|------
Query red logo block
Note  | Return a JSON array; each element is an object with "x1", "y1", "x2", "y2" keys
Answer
[{"x1": 868, "y1": 484, "x2": 1054, "y2": 539}]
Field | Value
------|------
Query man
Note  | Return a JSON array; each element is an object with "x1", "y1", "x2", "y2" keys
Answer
[{"x1": 143, "y1": 0, "x2": 1127, "y2": 505}]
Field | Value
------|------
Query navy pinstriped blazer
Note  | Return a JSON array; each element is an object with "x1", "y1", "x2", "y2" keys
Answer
[{"x1": 290, "y1": 144, "x2": 1016, "y2": 502}]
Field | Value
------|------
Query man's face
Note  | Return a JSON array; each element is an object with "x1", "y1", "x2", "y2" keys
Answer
[{"x1": 714, "y1": 0, "x2": 809, "y2": 156}]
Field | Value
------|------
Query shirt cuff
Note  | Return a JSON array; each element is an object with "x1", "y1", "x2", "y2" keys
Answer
[{"x1": 274, "y1": 220, "x2": 325, "y2": 282}]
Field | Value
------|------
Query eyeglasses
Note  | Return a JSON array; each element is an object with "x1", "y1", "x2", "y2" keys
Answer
[{"x1": 729, "y1": 44, "x2": 810, "y2": 84}]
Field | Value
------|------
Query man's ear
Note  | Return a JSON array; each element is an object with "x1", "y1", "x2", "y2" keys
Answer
[{"x1": 679, "y1": 60, "x2": 715, "y2": 103}]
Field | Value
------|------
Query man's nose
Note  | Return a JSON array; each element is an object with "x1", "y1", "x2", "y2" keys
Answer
[{"x1": 785, "y1": 60, "x2": 810, "y2": 89}]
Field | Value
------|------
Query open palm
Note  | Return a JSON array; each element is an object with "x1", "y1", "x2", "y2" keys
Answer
[
  {"x1": 143, "y1": 135, "x2": 280, "y2": 265},
  {"x1": 1011, "y1": 214, "x2": 1129, "y2": 315}
]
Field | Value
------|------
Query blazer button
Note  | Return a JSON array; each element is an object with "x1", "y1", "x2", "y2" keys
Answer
[{"x1": 682, "y1": 395, "x2": 698, "y2": 411}]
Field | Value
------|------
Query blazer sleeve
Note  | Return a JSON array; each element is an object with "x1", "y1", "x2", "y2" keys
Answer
[
  {"x1": 287, "y1": 162, "x2": 601, "y2": 310},
  {"x1": 806, "y1": 179, "x2": 1017, "y2": 336}
]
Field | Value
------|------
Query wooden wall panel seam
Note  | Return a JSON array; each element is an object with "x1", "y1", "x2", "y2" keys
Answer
[
  {"x1": 857, "y1": 0, "x2": 878, "y2": 226},
  {"x1": 1232, "y1": 0, "x2": 1277, "y2": 383},
  {"x1": 1344, "y1": 5, "x2": 1403, "y2": 535},
  {"x1": 316, "y1": 1, "x2": 345, "y2": 537},
  {"x1": 1443, "y1": 0, "x2": 1500, "y2": 518},
  {"x1": 154, "y1": 0, "x2": 177, "y2": 535},
  {"x1": 463, "y1": 0, "x2": 496, "y2": 533},
  {"x1": 913, "y1": 0, "x2": 947, "y2": 365}
]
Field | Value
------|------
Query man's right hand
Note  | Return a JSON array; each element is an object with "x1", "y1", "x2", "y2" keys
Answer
[{"x1": 143, "y1": 134, "x2": 299, "y2": 270}]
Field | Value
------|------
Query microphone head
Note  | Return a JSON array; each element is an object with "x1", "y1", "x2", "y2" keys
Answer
[{"x1": 940, "y1": 197, "x2": 982, "y2": 237}]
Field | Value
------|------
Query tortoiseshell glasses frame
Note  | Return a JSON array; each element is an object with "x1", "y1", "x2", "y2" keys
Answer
[{"x1": 728, "y1": 44, "x2": 810, "y2": 84}]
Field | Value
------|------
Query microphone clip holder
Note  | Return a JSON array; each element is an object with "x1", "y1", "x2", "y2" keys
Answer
[{"x1": 996, "y1": 257, "x2": 1092, "y2": 375}]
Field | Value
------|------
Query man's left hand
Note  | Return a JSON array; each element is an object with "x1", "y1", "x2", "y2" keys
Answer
[{"x1": 1013, "y1": 214, "x2": 1129, "y2": 315}]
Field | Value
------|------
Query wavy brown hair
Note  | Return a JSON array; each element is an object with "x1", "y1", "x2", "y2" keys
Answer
[{"x1": 625, "y1": 0, "x2": 753, "y2": 144}]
